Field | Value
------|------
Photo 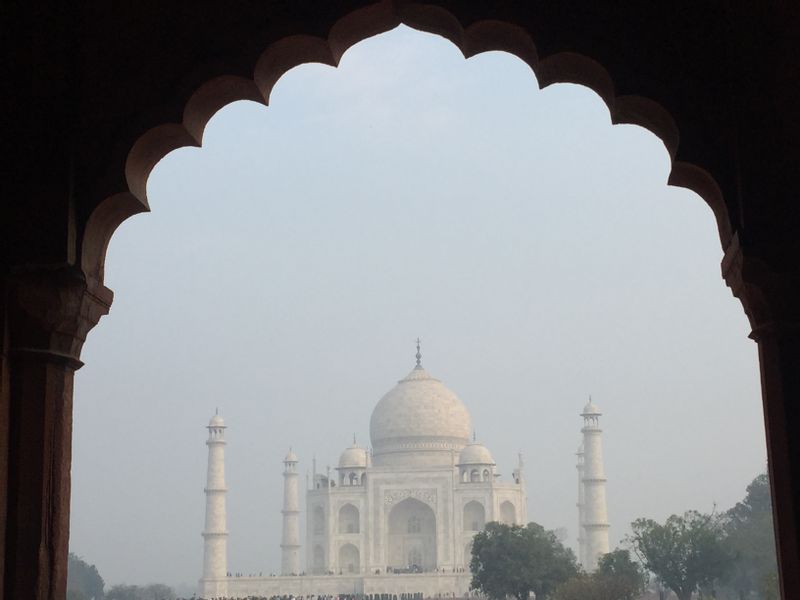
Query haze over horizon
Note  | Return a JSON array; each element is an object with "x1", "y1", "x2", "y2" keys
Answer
[{"x1": 70, "y1": 25, "x2": 765, "y2": 589}]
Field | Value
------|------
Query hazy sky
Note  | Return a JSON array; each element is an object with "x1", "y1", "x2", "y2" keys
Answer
[{"x1": 70, "y1": 26, "x2": 765, "y2": 589}]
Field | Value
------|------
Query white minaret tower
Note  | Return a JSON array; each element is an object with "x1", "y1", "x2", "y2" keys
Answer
[
  {"x1": 576, "y1": 443, "x2": 587, "y2": 567},
  {"x1": 513, "y1": 452, "x2": 529, "y2": 523},
  {"x1": 580, "y1": 398, "x2": 610, "y2": 571},
  {"x1": 281, "y1": 449, "x2": 301, "y2": 575},
  {"x1": 201, "y1": 412, "x2": 228, "y2": 598}
]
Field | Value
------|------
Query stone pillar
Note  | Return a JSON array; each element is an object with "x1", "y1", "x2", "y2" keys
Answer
[
  {"x1": 756, "y1": 328, "x2": 800, "y2": 600},
  {"x1": 723, "y1": 237, "x2": 800, "y2": 600},
  {"x1": 2, "y1": 268, "x2": 109, "y2": 600},
  {"x1": 576, "y1": 444, "x2": 586, "y2": 568},
  {"x1": 201, "y1": 414, "x2": 228, "y2": 596},
  {"x1": 281, "y1": 450, "x2": 301, "y2": 575},
  {"x1": 581, "y1": 401, "x2": 610, "y2": 571}
]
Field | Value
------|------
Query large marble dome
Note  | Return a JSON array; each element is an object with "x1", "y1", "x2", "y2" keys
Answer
[{"x1": 369, "y1": 362, "x2": 472, "y2": 467}]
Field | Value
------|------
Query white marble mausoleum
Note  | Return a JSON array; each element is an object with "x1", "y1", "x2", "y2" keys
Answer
[{"x1": 199, "y1": 346, "x2": 608, "y2": 599}]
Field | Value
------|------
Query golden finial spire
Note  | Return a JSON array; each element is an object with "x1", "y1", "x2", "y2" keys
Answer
[{"x1": 415, "y1": 337, "x2": 422, "y2": 367}]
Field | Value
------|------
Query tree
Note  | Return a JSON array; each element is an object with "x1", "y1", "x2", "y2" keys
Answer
[
  {"x1": 141, "y1": 584, "x2": 176, "y2": 600},
  {"x1": 720, "y1": 472, "x2": 778, "y2": 600},
  {"x1": 596, "y1": 549, "x2": 646, "y2": 600},
  {"x1": 761, "y1": 571, "x2": 779, "y2": 600},
  {"x1": 106, "y1": 584, "x2": 176, "y2": 600},
  {"x1": 67, "y1": 553, "x2": 105, "y2": 600},
  {"x1": 552, "y1": 549, "x2": 645, "y2": 600},
  {"x1": 470, "y1": 521, "x2": 579, "y2": 600},
  {"x1": 629, "y1": 510, "x2": 733, "y2": 600},
  {"x1": 553, "y1": 574, "x2": 636, "y2": 600}
]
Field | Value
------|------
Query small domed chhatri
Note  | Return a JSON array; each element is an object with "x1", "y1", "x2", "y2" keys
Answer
[
  {"x1": 209, "y1": 413, "x2": 225, "y2": 427},
  {"x1": 338, "y1": 442, "x2": 367, "y2": 469},
  {"x1": 582, "y1": 396, "x2": 601, "y2": 416},
  {"x1": 458, "y1": 440, "x2": 495, "y2": 466}
]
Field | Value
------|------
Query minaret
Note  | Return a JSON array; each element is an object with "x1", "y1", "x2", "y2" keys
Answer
[
  {"x1": 312, "y1": 455, "x2": 317, "y2": 488},
  {"x1": 281, "y1": 449, "x2": 301, "y2": 575},
  {"x1": 515, "y1": 452, "x2": 528, "y2": 523},
  {"x1": 580, "y1": 399, "x2": 610, "y2": 571},
  {"x1": 513, "y1": 451, "x2": 525, "y2": 485},
  {"x1": 201, "y1": 412, "x2": 228, "y2": 597},
  {"x1": 576, "y1": 443, "x2": 586, "y2": 567}
]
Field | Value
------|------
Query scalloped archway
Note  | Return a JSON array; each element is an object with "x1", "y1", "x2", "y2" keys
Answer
[
  {"x1": 80, "y1": 2, "x2": 731, "y2": 297},
  {"x1": 75, "y1": 6, "x2": 792, "y2": 599}
]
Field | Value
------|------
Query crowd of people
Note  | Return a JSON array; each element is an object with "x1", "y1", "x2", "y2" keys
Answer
[
  {"x1": 193, "y1": 594, "x2": 434, "y2": 600},
  {"x1": 192, "y1": 592, "x2": 486, "y2": 600},
  {"x1": 225, "y1": 567, "x2": 469, "y2": 578}
]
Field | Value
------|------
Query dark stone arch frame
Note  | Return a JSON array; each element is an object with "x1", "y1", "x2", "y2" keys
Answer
[{"x1": 5, "y1": 2, "x2": 799, "y2": 599}]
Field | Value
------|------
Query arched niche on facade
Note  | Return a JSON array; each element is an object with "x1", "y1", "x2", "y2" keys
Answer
[
  {"x1": 463, "y1": 501, "x2": 486, "y2": 532},
  {"x1": 470, "y1": 469, "x2": 480, "y2": 483},
  {"x1": 500, "y1": 500, "x2": 516, "y2": 525},
  {"x1": 312, "y1": 545, "x2": 325, "y2": 574},
  {"x1": 339, "y1": 543, "x2": 360, "y2": 574},
  {"x1": 339, "y1": 503, "x2": 360, "y2": 534},
  {"x1": 482, "y1": 468, "x2": 491, "y2": 481},
  {"x1": 387, "y1": 497, "x2": 437, "y2": 571},
  {"x1": 349, "y1": 472, "x2": 359, "y2": 486},
  {"x1": 312, "y1": 505, "x2": 325, "y2": 535}
]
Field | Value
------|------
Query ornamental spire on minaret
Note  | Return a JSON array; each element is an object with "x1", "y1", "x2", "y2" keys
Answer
[
  {"x1": 281, "y1": 449, "x2": 301, "y2": 575},
  {"x1": 579, "y1": 397, "x2": 610, "y2": 571},
  {"x1": 200, "y1": 413, "x2": 228, "y2": 598}
]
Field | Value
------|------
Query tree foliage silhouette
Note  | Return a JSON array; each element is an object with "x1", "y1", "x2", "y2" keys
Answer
[
  {"x1": 720, "y1": 473, "x2": 778, "y2": 599},
  {"x1": 470, "y1": 522, "x2": 578, "y2": 600},
  {"x1": 67, "y1": 553, "x2": 105, "y2": 600},
  {"x1": 630, "y1": 511, "x2": 732, "y2": 600}
]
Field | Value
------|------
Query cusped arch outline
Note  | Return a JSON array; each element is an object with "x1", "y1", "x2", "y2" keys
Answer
[{"x1": 81, "y1": 0, "x2": 732, "y2": 294}]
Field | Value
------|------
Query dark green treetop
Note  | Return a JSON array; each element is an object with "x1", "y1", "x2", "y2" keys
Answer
[
  {"x1": 470, "y1": 521, "x2": 578, "y2": 600},
  {"x1": 67, "y1": 553, "x2": 105, "y2": 600},
  {"x1": 629, "y1": 510, "x2": 732, "y2": 600}
]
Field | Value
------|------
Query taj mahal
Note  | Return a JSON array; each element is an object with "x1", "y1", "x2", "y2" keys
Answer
[{"x1": 199, "y1": 345, "x2": 609, "y2": 599}]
